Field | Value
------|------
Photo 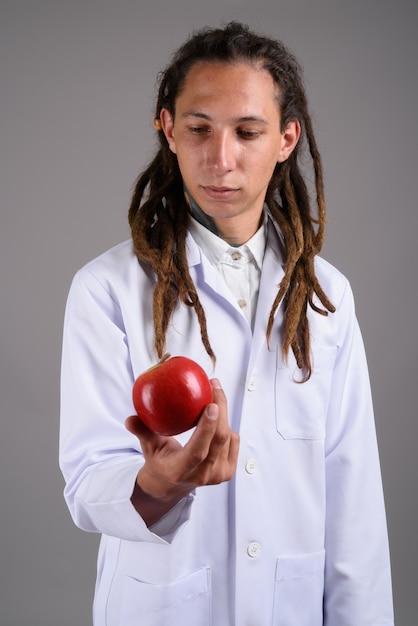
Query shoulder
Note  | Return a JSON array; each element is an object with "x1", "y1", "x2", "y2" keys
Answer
[
  {"x1": 68, "y1": 239, "x2": 153, "y2": 302},
  {"x1": 79, "y1": 239, "x2": 136, "y2": 276}
]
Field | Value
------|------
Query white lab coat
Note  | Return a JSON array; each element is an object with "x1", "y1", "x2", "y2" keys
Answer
[{"x1": 60, "y1": 218, "x2": 394, "y2": 625}]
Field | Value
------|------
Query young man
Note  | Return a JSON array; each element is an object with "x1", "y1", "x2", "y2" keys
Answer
[{"x1": 60, "y1": 22, "x2": 394, "y2": 625}]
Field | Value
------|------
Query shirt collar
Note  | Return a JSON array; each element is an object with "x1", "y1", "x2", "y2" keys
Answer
[{"x1": 188, "y1": 213, "x2": 267, "y2": 271}]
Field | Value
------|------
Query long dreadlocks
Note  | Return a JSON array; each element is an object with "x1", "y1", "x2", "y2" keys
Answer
[{"x1": 128, "y1": 22, "x2": 335, "y2": 381}]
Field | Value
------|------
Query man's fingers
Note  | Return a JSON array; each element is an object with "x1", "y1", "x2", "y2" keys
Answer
[
  {"x1": 126, "y1": 415, "x2": 152, "y2": 438},
  {"x1": 126, "y1": 377, "x2": 239, "y2": 486},
  {"x1": 209, "y1": 378, "x2": 228, "y2": 422},
  {"x1": 183, "y1": 378, "x2": 238, "y2": 478},
  {"x1": 228, "y1": 431, "x2": 240, "y2": 464},
  {"x1": 184, "y1": 402, "x2": 220, "y2": 468},
  {"x1": 125, "y1": 415, "x2": 168, "y2": 453}
]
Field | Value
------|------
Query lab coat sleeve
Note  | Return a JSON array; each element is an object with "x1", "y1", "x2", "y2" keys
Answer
[
  {"x1": 59, "y1": 266, "x2": 194, "y2": 544},
  {"x1": 323, "y1": 279, "x2": 394, "y2": 625}
]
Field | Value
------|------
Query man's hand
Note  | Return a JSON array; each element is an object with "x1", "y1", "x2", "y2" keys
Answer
[{"x1": 125, "y1": 378, "x2": 239, "y2": 526}]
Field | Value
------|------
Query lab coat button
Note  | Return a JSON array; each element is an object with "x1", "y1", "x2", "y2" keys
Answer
[
  {"x1": 247, "y1": 377, "x2": 257, "y2": 391},
  {"x1": 247, "y1": 542, "x2": 261, "y2": 558},
  {"x1": 245, "y1": 458, "x2": 257, "y2": 474}
]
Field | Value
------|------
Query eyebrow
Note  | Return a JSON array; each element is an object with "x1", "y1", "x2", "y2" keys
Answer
[{"x1": 182, "y1": 111, "x2": 269, "y2": 125}]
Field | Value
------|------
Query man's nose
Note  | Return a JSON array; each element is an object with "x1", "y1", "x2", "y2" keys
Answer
[{"x1": 206, "y1": 131, "x2": 236, "y2": 174}]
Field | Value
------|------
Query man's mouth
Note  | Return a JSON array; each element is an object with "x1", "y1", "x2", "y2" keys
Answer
[{"x1": 202, "y1": 186, "x2": 238, "y2": 200}]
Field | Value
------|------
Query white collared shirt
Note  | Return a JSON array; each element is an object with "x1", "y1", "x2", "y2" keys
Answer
[{"x1": 188, "y1": 215, "x2": 267, "y2": 329}]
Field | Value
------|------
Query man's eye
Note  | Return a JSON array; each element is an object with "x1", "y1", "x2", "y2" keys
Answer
[
  {"x1": 238, "y1": 130, "x2": 260, "y2": 139},
  {"x1": 190, "y1": 126, "x2": 210, "y2": 134}
]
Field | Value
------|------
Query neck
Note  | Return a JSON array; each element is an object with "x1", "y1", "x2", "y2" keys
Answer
[
  {"x1": 185, "y1": 188, "x2": 220, "y2": 237},
  {"x1": 184, "y1": 187, "x2": 262, "y2": 246}
]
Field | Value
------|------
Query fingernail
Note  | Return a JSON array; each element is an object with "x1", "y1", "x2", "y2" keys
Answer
[
  {"x1": 207, "y1": 404, "x2": 218, "y2": 419},
  {"x1": 211, "y1": 378, "x2": 222, "y2": 389}
]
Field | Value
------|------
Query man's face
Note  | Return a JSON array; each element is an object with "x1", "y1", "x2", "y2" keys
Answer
[{"x1": 160, "y1": 61, "x2": 300, "y2": 244}]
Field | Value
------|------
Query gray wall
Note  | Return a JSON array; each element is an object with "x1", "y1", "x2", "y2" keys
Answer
[{"x1": 1, "y1": 1, "x2": 416, "y2": 624}]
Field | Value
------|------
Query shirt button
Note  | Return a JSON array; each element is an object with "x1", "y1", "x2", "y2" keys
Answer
[
  {"x1": 245, "y1": 458, "x2": 257, "y2": 474},
  {"x1": 238, "y1": 298, "x2": 247, "y2": 309},
  {"x1": 247, "y1": 377, "x2": 257, "y2": 391},
  {"x1": 231, "y1": 251, "x2": 242, "y2": 261},
  {"x1": 247, "y1": 542, "x2": 262, "y2": 558}
]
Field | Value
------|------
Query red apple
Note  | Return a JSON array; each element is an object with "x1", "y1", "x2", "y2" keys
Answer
[{"x1": 132, "y1": 355, "x2": 212, "y2": 436}]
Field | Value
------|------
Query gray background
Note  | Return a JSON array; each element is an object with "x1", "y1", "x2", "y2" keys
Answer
[{"x1": 1, "y1": 0, "x2": 417, "y2": 624}]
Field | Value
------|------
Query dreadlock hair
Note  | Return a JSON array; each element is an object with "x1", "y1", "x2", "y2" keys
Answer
[{"x1": 128, "y1": 21, "x2": 335, "y2": 381}]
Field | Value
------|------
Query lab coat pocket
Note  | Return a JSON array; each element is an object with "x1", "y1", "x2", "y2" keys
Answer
[
  {"x1": 120, "y1": 566, "x2": 211, "y2": 626},
  {"x1": 272, "y1": 550, "x2": 325, "y2": 625},
  {"x1": 275, "y1": 346, "x2": 338, "y2": 439}
]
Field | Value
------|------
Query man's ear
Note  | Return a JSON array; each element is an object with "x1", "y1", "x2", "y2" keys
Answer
[
  {"x1": 159, "y1": 108, "x2": 177, "y2": 154},
  {"x1": 277, "y1": 120, "x2": 301, "y2": 163}
]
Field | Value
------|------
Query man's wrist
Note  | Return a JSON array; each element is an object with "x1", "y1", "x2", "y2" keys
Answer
[{"x1": 131, "y1": 473, "x2": 191, "y2": 527}]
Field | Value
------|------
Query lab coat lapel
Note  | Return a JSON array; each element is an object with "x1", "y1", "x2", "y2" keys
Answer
[
  {"x1": 186, "y1": 217, "x2": 286, "y2": 342},
  {"x1": 250, "y1": 219, "x2": 286, "y2": 362}
]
